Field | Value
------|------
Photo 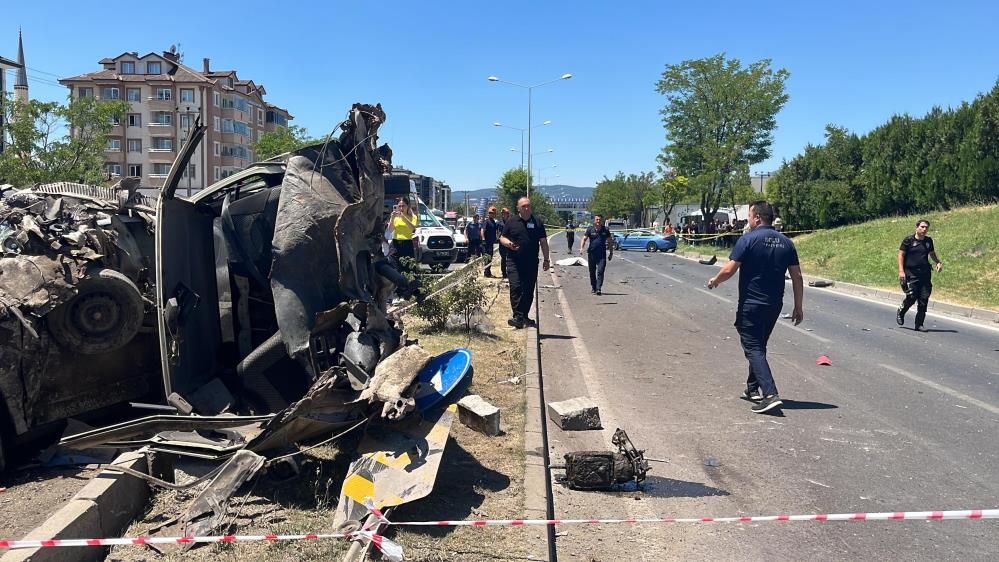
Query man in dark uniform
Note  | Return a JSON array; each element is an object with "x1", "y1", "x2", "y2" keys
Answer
[
  {"x1": 579, "y1": 214, "x2": 613, "y2": 295},
  {"x1": 497, "y1": 208, "x2": 510, "y2": 278},
  {"x1": 707, "y1": 201, "x2": 804, "y2": 414},
  {"x1": 499, "y1": 197, "x2": 551, "y2": 329},
  {"x1": 565, "y1": 219, "x2": 576, "y2": 252},
  {"x1": 897, "y1": 219, "x2": 943, "y2": 332},
  {"x1": 482, "y1": 207, "x2": 498, "y2": 277}
]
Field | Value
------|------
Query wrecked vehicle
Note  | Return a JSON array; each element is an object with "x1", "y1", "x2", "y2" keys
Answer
[
  {"x1": 0, "y1": 179, "x2": 160, "y2": 470},
  {"x1": 56, "y1": 104, "x2": 470, "y2": 545}
]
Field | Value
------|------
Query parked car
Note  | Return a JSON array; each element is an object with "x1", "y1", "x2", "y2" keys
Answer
[
  {"x1": 613, "y1": 230, "x2": 678, "y2": 252},
  {"x1": 606, "y1": 219, "x2": 628, "y2": 235},
  {"x1": 413, "y1": 201, "x2": 458, "y2": 272}
]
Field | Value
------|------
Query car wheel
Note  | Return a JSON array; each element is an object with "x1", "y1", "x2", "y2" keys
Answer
[
  {"x1": 646, "y1": 242, "x2": 657, "y2": 252},
  {"x1": 47, "y1": 269, "x2": 144, "y2": 355}
]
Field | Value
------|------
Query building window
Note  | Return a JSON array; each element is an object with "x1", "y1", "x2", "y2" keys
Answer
[
  {"x1": 106, "y1": 163, "x2": 122, "y2": 176},
  {"x1": 126, "y1": 88, "x2": 141, "y2": 102},
  {"x1": 214, "y1": 166, "x2": 220, "y2": 181},
  {"x1": 101, "y1": 87, "x2": 119, "y2": 100},
  {"x1": 257, "y1": 108, "x2": 263, "y2": 126},
  {"x1": 213, "y1": 116, "x2": 220, "y2": 131},
  {"x1": 127, "y1": 113, "x2": 142, "y2": 127},
  {"x1": 120, "y1": 61, "x2": 135, "y2": 74},
  {"x1": 151, "y1": 137, "x2": 174, "y2": 151},
  {"x1": 155, "y1": 88, "x2": 172, "y2": 100},
  {"x1": 79, "y1": 87, "x2": 93, "y2": 98},
  {"x1": 128, "y1": 164, "x2": 142, "y2": 177},
  {"x1": 151, "y1": 163, "x2": 171, "y2": 176},
  {"x1": 214, "y1": 92, "x2": 220, "y2": 107},
  {"x1": 180, "y1": 89, "x2": 195, "y2": 103},
  {"x1": 179, "y1": 114, "x2": 192, "y2": 129},
  {"x1": 127, "y1": 139, "x2": 141, "y2": 153},
  {"x1": 151, "y1": 112, "x2": 172, "y2": 125},
  {"x1": 257, "y1": 129, "x2": 263, "y2": 141},
  {"x1": 106, "y1": 138, "x2": 121, "y2": 152},
  {"x1": 147, "y1": 61, "x2": 162, "y2": 74},
  {"x1": 213, "y1": 141, "x2": 220, "y2": 156},
  {"x1": 182, "y1": 164, "x2": 196, "y2": 180},
  {"x1": 109, "y1": 114, "x2": 121, "y2": 126}
]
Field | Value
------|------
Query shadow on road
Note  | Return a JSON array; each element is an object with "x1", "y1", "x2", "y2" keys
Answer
[
  {"x1": 622, "y1": 475, "x2": 729, "y2": 498},
  {"x1": 780, "y1": 399, "x2": 838, "y2": 410},
  {"x1": 908, "y1": 327, "x2": 959, "y2": 333},
  {"x1": 596, "y1": 292, "x2": 628, "y2": 296},
  {"x1": 539, "y1": 334, "x2": 576, "y2": 341}
]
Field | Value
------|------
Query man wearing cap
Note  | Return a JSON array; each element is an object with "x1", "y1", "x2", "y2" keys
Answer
[
  {"x1": 482, "y1": 207, "x2": 498, "y2": 277},
  {"x1": 707, "y1": 201, "x2": 804, "y2": 414},
  {"x1": 499, "y1": 197, "x2": 551, "y2": 329}
]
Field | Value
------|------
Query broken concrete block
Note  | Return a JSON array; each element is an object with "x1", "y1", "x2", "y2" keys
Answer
[
  {"x1": 547, "y1": 397, "x2": 601, "y2": 431},
  {"x1": 458, "y1": 395, "x2": 501, "y2": 436}
]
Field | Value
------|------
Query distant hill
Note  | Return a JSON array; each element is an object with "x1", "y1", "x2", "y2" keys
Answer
[{"x1": 452, "y1": 184, "x2": 593, "y2": 203}]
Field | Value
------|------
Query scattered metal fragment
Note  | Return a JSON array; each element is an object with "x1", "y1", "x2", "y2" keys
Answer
[{"x1": 552, "y1": 429, "x2": 653, "y2": 490}]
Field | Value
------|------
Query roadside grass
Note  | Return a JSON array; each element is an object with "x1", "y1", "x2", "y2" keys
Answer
[
  {"x1": 674, "y1": 205, "x2": 999, "y2": 311},
  {"x1": 113, "y1": 259, "x2": 530, "y2": 562}
]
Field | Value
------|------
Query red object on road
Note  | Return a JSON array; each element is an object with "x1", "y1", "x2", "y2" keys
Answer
[{"x1": 815, "y1": 355, "x2": 832, "y2": 366}]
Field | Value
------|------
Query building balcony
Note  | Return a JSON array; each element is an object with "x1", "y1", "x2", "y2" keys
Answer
[
  {"x1": 146, "y1": 98, "x2": 176, "y2": 111},
  {"x1": 148, "y1": 121, "x2": 174, "y2": 128}
]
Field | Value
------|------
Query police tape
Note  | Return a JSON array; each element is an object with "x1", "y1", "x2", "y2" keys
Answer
[{"x1": 3, "y1": 508, "x2": 995, "y2": 553}]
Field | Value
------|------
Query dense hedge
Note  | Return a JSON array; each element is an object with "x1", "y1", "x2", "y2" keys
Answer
[{"x1": 767, "y1": 81, "x2": 999, "y2": 229}]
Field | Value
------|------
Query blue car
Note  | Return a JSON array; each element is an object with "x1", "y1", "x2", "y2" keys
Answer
[{"x1": 613, "y1": 230, "x2": 678, "y2": 252}]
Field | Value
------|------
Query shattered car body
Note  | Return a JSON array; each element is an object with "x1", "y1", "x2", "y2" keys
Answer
[{"x1": 0, "y1": 179, "x2": 160, "y2": 469}]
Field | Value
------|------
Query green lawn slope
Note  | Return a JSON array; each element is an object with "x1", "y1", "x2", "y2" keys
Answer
[{"x1": 792, "y1": 204, "x2": 998, "y2": 311}]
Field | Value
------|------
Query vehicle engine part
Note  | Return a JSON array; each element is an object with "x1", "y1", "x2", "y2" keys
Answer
[
  {"x1": 555, "y1": 428, "x2": 652, "y2": 490},
  {"x1": 46, "y1": 268, "x2": 145, "y2": 355}
]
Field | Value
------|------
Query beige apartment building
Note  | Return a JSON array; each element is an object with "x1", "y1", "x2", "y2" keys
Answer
[{"x1": 59, "y1": 48, "x2": 292, "y2": 196}]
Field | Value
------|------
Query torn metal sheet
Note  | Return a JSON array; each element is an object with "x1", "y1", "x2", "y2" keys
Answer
[
  {"x1": 179, "y1": 449, "x2": 266, "y2": 541},
  {"x1": 59, "y1": 414, "x2": 272, "y2": 451},
  {"x1": 333, "y1": 403, "x2": 458, "y2": 530}
]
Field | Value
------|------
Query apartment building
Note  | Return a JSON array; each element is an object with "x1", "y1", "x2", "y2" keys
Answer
[
  {"x1": 388, "y1": 167, "x2": 452, "y2": 211},
  {"x1": 59, "y1": 48, "x2": 292, "y2": 196}
]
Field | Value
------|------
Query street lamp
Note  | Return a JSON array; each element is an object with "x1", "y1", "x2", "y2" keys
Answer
[
  {"x1": 493, "y1": 120, "x2": 551, "y2": 169},
  {"x1": 488, "y1": 73, "x2": 572, "y2": 197},
  {"x1": 536, "y1": 163, "x2": 558, "y2": 188}
]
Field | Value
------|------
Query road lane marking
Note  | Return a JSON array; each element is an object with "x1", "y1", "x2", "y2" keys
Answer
[
  {"x1": 879, "y1": 363, "x2": 999, "y2": 416},
  {"x1": 695, "y1": 286, "x2": 733, "y2": 303},
  {"x1": 776, "y1": 321, "x2": 832, "y2": 344}
]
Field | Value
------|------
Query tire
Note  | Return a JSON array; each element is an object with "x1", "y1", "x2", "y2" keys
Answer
[
  {"x1": 47, "y1": 269, "x2": 144, "y2": 355},
  {"x1": 646, "y1": 242, "x2": 657, "y2": 252}
]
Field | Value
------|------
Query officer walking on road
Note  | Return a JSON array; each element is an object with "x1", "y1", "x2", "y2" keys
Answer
[
  {"x1": 499, "y1": 197, "x2": 551, "y2": 329},
  {"x1": 896, "y1": 219, "x2": 943, "y2": 332},
  {"x1": 579, "y1": 214, "x2": 613, "y2": 296},
  {"x1": 565, "y1": 219, "x2": 576, "y2": 252},
  {"x1": 707, "y1": 201, "x2": 804, "y2": 414}
]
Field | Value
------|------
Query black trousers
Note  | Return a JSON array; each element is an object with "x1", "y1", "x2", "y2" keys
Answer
[
  {"x1": 482, "y1": 242, "x2": 495, "y2": 275},
  {"x1": 566, "y1": 232, "x2": 575, "y2": 251},
  {"x1": 901, "y1": 270, "x2": 933, "y2": 327},
  {"x1": 498, "y1": 245, "x2": 508, "y2": 277},
  {"x1": 734, "y1": 303, "x2": 783, "y2": 396},
  {"x1": 506, "y1": 256, "x2": 539, "y2": 321},
  {"x1": 588, "y1": 251, "x2": 606, "y2": 292},
  {"x1": 391, "y1": 239, "x2": 416, "y2": 274}
]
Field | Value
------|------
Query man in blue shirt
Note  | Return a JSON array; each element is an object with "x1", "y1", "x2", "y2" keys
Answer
[
  {"x1": 707, "y1": 201, "x2": 804, "y2": 414},
  {"x1": 579, "y1": 215, "x2": 613, "y2": 295}
]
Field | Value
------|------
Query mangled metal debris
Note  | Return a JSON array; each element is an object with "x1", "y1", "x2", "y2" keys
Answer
[{"x1": 553, "y1": 429, "x2": 654, "y2": 490}]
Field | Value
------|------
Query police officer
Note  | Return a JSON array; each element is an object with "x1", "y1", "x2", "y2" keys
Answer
[
  {"x1": 565, "y1": 219, "x2": 576, "y2": 252},
  {"x1": 707, "y1": 201, "x2": 804, "y2": 414},
  {"x1": 482, "y1": 207, "x2": 498, "y2": 277},
  {"x1": 579, "y1": 214, "x2": 613, "y2": 295},
  {"x1": 499, "y1": 197, "x2": 551, "y2": 329},
  {"x1": 896, "y1": 219, "x2": 943, "y2": 332},
  {"x1": 497, "y1": 208, "x2": 511, "y2": 278}
]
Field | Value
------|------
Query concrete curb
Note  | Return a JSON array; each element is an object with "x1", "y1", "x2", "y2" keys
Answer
[
  {"x1": 522, "y1": 321, "x2": 550, "y2": 560},
  {"x1": 1, "y1": 451, "x2": 150, "y2": 562},
  {"x1": 675, "y1": 249, "x2": 999, "y2": 326}
]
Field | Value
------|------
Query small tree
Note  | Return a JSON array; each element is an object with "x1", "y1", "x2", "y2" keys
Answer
[
  {"x1": 447, "y1": 276, "x2": 487, "y2": 331},
  {"x1": 0, "y1": 95, "x2": 129, "y2": 186},
  {"x1": 252, "y1": 125, "x2": 318, "y2": 160}
]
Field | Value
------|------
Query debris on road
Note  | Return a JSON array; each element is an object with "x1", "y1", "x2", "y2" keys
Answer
[
  {"x1": 552, "y1": 429, "x2": 651, "y2": 490},
  {"x1": 555, "y1": 257, "x2": 587, "y2": 266},
  {"x1": 547, "y1": 397, "x2": 601, "y2": 431},
  {"x1": 816, "y1": 355, "x2": 833, "y2": 366},
  {"x1": 809, "y1": 280, "x2": 835, "y2": 287},
  {"x1": 698, "y1": 255, "x2": 718, "y2": 265},
  {"x1": 704, "y1": 457, "x2": 721, "y2": 467}
]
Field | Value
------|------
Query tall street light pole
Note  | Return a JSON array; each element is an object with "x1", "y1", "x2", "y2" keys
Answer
[
  {"x1": 494, "y1": 120, "x2": 551, "y2": 169},
  {"x1": 488, "y1": 73, "x2": 572, "y2": 198}
]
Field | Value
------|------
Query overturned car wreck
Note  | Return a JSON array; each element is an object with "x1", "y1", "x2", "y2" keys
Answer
[
  {"x1": 0, "y1": 178, "x2": 160, "y2": 470},
  {"x1": 49, "y1": 104, "x2": 468, "y2": 548}
]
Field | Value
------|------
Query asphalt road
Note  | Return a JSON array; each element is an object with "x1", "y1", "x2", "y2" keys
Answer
[{"x1": 536, "y1": 235, "x2": 999, "y2": 561}]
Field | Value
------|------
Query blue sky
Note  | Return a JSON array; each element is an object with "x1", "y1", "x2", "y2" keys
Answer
[{"x1": 5, "y1": 1, "x2": 999, "y2": 192}]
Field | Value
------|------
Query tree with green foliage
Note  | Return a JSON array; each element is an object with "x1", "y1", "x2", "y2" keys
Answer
[
  {"x1": 0, "y1": 95, "x2": 129, "y2": 186},
  {"x1": 653, "y1": 171, "x2": 690, "y2": 224},
  {"x1": 495, "y1": 167, "x2": 558, "y2": 226},
  {"x1": 251, "y1": 125, "x2": 318, "y2": 160},
  {"x1": 656, "y1": 53, "x2": 789, "y2": 224},
  {"x1": 591, "y1": 171, "x2": 658, "y2": 226}
]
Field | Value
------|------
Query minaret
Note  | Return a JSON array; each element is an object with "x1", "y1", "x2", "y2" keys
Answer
[{"x1": 14, "y1": 28, "x2": 28, "y2": 104}]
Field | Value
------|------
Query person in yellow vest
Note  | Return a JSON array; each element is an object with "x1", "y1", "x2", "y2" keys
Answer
[{"x1": 388, "y1": 196, "x2": 418, "y2": 273}]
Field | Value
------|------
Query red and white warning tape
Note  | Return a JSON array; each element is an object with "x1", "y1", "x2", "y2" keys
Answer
[{"x1": 2, "y1": 508, "x2": 995, "y2": 557}]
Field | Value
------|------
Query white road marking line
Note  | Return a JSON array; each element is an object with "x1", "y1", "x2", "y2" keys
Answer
[
  {"x1": 879, "y1": 363, "x2": 999, "y2": 416},
  {"x1": 695, "y1": 286, "x2": 733, "y2": 303},
  {"x1": 777, "y1": 321, "x2": 832, "y2": 344}
]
